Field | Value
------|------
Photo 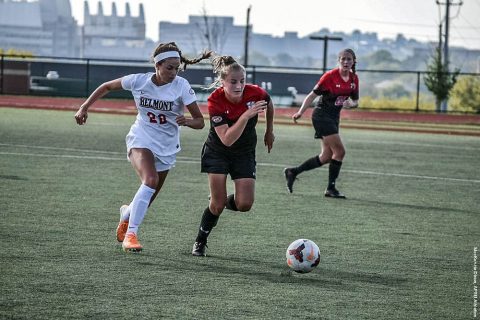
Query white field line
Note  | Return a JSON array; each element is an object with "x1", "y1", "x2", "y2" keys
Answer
[
  {"x1": 346, "y1": 139, "x2": 480, "y2": 151},
  {"x1": 274, "y1": 135, "x2": 480, "y2": 151},
  {"x1": 1, "y1": 150, "x2": 479, "y2": 184},
  {"x1": 0, "y1": 143, "x2": 197, "y2": 160}
]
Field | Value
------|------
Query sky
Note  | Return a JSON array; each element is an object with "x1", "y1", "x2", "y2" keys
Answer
[{"x1": 70, "y1": 0, "x2": 480, "y2": 50}]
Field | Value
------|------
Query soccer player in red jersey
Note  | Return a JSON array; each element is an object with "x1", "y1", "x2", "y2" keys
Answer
[
  {"x1": 284, "y1": 49, "x2": 359, "y2": 198},
  {"x1": 192, "y1": 55, "x2": 275, "y2": 256}
]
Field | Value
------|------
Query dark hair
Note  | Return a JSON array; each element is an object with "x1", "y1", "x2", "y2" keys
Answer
[
  {"x1": 208, "y1": 55, "x2": 246, "y2": 89},
  {"x1": 338, "y1": 48, "x2": 357, "y2": 74},
  {"x1": 152, "y1": 42, "x2": 212, "y2": 71}
]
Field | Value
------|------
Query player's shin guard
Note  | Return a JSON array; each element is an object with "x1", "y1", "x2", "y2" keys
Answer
[
  {"x1": 327, "y1": 159, "x2": 342, "y2": 190},
  {"x1": 195, "y1": 207, "x2": 219, "y2": 243},
  {"x1": 295, "y1": 155, "x2": 322, "y2": 174},
  {"x1": 127, "y1": 184, "x2": 155, "y2": 235}
]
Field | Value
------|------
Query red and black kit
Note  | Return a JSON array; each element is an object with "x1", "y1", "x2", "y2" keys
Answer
[
  {"x1": 311, "y1": 69, "x2": 359, "y2": 138},
  {"x1": 204, "y1": 84, "x2": 270, "y2": 154},
  {"x1": 201, "y1": 84, "x2": 270, "y2": 179}
]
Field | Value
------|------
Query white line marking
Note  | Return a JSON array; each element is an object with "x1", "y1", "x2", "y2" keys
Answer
[
  {"x1": 0, "y1": 152, "x2": 125, "y2": 161},
  {"x1": 274, "y1": 135, "x2": 480, "y2": 151},
  {"x1": 346, "y1": 139, "x2": 480, "y2": 151},
  {"x1": 1, "y1": 151, "x2": 479, "y2": 184},
  {"x1": 0, "y1": 143, "x2": 123, "y2": 155},
  {"x1": 0, "y1": 143, "x2": 197, "y2": 160}
]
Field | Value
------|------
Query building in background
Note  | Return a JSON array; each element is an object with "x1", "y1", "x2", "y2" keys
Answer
[
  {"x1": 0, "y1": 0, "x2": 78, "y2": 57},
  {"x1": 159, "y1": 15, "x2": 324, "y2": 61},
  {"x1": 158, "y1": 15, "x2": 426, "y2": 67},
  {"x1": 0, "y1": 0, "x2": 477, "y2": 72},
  {"x1": 82, "y1": 1, "x2": 153, "y2": 60},
  {"x1": 0, "y1": 0, "x2": 153, "y2": 60}
]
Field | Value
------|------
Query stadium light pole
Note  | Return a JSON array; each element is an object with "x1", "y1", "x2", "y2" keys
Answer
[
  {"x1": 309, "y1": 36, "x2": 343, "y2": 73},
  {"x1": 243, "y1": 5, "x2": 251, "y2": 67}
]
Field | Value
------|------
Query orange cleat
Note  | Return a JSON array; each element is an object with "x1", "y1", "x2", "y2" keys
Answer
[
  {"x1": 122, "y1": 232, "x2": 143, "y2": 253},
  {"x1": 116, "y1": 205, "x2": 130, "y2": 242}
]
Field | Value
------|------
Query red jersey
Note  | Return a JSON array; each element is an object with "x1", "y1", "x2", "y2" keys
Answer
[
  {"x1": 205, "y1": 84, "x2": 270, "y2": 154},
  {"x1": 313, "y1": 69, "x2": 359, "y2": 120}
]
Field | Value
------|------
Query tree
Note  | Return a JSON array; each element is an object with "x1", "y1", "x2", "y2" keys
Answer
[
  {"x1": 195, "y1": 7, "x2": 228, "y2": 53},
  {"x1": 424, "y1": 48, "x2": 460, "y2": 112},
  {"x1": 380, "y1": 84, "x2": 410, "y2": 99},
  {"x1": 449, "y1": 76, "x2": 480, "y2": 114},
  {"x1": 272, "y1": 53, "x2": 295, "y2": 67},
  {"x1": 362, "y1": 49, "x2": 402, "y2": 70},
  {"x1": 247, "y1": 51, "x2": 271, "y2": 66}
]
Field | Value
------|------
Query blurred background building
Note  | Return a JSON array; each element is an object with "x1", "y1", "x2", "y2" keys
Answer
[
  {"x1": 0, "y1": 0, "x2": 78, "y2": 56},
  {"x1": 0, "y1": 0, "x2": 478, "y2": 72}
]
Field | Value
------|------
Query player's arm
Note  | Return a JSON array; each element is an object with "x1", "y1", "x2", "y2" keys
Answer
[
  {"x1": 177, "y1": 102, "x2": 205, "y2": 129},
  {"x1": 74, "y1": 78, "x2": 123, "y2": 125},
  {"x1": 343, "y1": 75, "x2": 359, "y2": 109},
  {"x1": 292, "y1": 91, "x2": 318, "y2": 123},
  {"x1": 264, "y1": 99, "x2": 275, "y2": 153},
  {"x1": 215, "y1": 100, "x2": 267, "y2": 147}
]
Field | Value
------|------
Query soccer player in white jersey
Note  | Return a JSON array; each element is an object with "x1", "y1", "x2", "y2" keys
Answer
[{"x1": 74, "y1": 42, "x2": 212, "y2": 253}]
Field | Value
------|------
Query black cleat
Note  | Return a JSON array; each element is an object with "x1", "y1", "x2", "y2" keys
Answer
[
  {"x1": 284, "y1": 168, "x2": 297, "y2": 193},
  {"x1": 324, "y1": 188, "x2": 346, "y2": 199},
  {"x1": 192, "y1": 242, "x2": 207, "y2": 256}
]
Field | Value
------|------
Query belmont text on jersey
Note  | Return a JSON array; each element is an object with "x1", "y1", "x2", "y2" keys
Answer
[{"x1": 139, "y1": 97, "x2": 174, "y2": 111}]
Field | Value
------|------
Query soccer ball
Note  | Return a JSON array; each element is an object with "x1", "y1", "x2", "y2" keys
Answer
[{"x1": 286, "y1": 239, "x2": 320, "y2": 273}]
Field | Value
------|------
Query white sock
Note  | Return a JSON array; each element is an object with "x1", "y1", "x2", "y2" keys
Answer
[
  {"x1": 121, "y1": 205, "x2": 131, "y2": 221},
  {"x1": 127, "y1": 184, "x2": 155, "y2": 235}
]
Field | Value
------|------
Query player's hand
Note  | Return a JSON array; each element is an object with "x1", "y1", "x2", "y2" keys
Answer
[
  {"x1": 264, "y1": 131, "x2": 275, "y2": 153},
  {"x1": 74, "y1": 107, "x2": 88, "y2": 125},
  {"x1": 243, "y1": 100, "x2": 267, "y2": 120},
  {"x1": 342, "y1": 99, "x2": 358, "y2": 109},
  {"x1": 176, "y1": 115, "x2": 187, "y2": 126},
  {"x1": 292, "y1": 112, "x2": 302, "y2": 124}
]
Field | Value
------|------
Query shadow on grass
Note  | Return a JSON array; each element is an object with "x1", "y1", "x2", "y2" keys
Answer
[
  {"x1": 347, "y1": 197, "x2": 479, "y2": 215},
  {"x1": 129, "y1": 251, "x2": 408, "y2": 290},
  {"x1": 0, "y1": 175, "x2": 28, "y2": 181}
]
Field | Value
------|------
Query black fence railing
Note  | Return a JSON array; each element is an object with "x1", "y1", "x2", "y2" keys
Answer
[{"x1": 1, "y1": 54, "x2": 479, "y2": 113}]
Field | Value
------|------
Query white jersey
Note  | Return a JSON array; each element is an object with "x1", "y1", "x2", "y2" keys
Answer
[{"x1": 121, "y1": 73, "x2": 197, "y2": 156}]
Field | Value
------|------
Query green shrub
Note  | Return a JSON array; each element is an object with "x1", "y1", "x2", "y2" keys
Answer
[
  {"x1": 449, "y1": 76, "x2": 480, "y2": 114},
  {"x1": 360, "y1": 96, "x2": 435, "y2": 112}
]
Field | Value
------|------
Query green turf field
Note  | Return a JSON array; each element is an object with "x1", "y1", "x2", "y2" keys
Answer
[{"x1": 1, "y1": 107, "x2": 479, "y2": 320}]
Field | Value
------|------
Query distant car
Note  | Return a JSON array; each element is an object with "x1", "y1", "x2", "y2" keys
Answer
[{"x1": 46, "y1": 71, "x2": 59, "y2": 79}]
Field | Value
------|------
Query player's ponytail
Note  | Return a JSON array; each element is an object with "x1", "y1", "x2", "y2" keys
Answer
[
  {"x1": 207, "y1": 55, "x2": 246, "y2": 89},
  {"x1": 152, "y1": 42, "x2": 212, "y2": 71}
]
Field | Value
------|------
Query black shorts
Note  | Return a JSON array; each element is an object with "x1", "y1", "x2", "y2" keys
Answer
[
  {"x1": 200, "y1": 144, "x2": 256, "y2": 180},
  {"x1": 312, "y1": 110, "x2": 339, "y2": 139}
]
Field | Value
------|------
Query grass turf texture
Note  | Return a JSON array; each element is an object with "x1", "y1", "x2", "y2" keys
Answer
[{"x1": 1, "y1": 107, "x2": 479, "y2": 319}]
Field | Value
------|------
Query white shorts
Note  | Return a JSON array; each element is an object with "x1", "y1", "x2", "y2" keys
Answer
[
  {"x1": 127, "y1": 151, "x2": 176, "y2": 172},
  {"x1": 126, "y1": 124, "x2": 178, "y2": 172}
]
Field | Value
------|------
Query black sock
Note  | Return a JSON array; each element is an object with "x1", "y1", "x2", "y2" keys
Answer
[
  {"x1": 294, "y1": 155, "x2": 322, "y2": 174},
  {"x1": 328, "y1": 159, "x2": 342, "y2": 190},
  {"x1": 195, "y1": 207, "x2": 219, "y2": 243},
  {"x1": 225, "y1": 194, "x2": 238, "y2": 211}
]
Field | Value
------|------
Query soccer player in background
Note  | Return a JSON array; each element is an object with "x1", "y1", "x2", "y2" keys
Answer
[
  {"x1": 74, "y1": 42, "x2": 211, "y2": 253},
  {"x1": 192, "y1": 55, "x2": 275, "y2": 257},
  {"x1": 284, "y1": 48, "x2": 359, "y2": 198}
]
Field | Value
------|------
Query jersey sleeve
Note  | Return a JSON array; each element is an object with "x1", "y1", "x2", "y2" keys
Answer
[
  {"x1": 207, "y1": 93, "x2": 228, "y2": 127},
  {"x1": 121, "y1": 74, "x2": 137, "y2": 91},
  {"x1": 312, "y1": 73, "x2": 331, "y2": 96},
  {"x1": 180, "y1": 78, "x2": 197, "y2": 106}
]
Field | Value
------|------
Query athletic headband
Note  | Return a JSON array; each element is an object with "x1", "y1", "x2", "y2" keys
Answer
[{"x1": 153, "y1": 51, "x2": 180, "y2": 63}]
